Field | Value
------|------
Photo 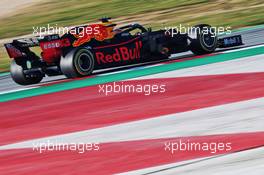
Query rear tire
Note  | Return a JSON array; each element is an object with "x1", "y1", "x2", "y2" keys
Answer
[
  {"x1": 189, "y1": 24, "x2": 218, "y2": 55},
  {"x1": 60, "y1": 48, "x2": 94, "y2": 78},
  {"x1": 10, "y1": 60, "x2": 43, "y2": 85}
]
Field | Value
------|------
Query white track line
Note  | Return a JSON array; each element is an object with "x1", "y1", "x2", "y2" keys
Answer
[
  {"x1": 222, "y1": 44, "x2": 264, "y2": 53},
  {"x1": 0, "y1": 87, "x2": 38, "y2": 95},
  {"x1": 132, "y1": 54, "x2": 264, "y2": 80},
  {"x1": 117, "y1": 146, "x2": 264, "y2": 175}
]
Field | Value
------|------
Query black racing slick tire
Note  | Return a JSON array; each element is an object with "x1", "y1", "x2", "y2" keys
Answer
[
  {"x1": 189, "y1": 24, "x2": 218, "y2": 55},
  {"x1": 60, "y1": 48, "x2": 95, "y2": 78},
  {"x1": 10, "y1": 60, "x2": 43, "y2": 85}
]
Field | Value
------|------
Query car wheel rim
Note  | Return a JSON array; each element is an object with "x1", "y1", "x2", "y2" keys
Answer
[
  {"x1": 77, "y1": 53, "x2": 92, "y2": 72},
  {"x1": 202, "y1": 30, "x2": 216, "y2": 48},
  {"x1": 202, "y1": 32, "x2": 216, "y2": 48}
]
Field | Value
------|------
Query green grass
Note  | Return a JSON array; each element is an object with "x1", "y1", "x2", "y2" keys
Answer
[
  {"x1": 0, "y1": 0, "x2": 264, "y2": 73},
  {"x1": 0, "y1": 0, "x2": 263, "y2": 39},
  {"x1": 0, "y1": 0, "x2": 208, "y2": 39},
  {"x1": 0, "y1": 47, "x2": 10, "y2": 73}
]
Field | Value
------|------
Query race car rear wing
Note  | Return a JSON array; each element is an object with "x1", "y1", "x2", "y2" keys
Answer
[
  {"x1": 218, "y1": 35, "x2": 243, "y2": 48},
  {"x1": 4, "y1": 36, "x2": 41, "y2": 58},
  {"x1": 4, "y1": 43, "x2": 25, "y2": 58},
  {"x1": 4, "y1": 34, "x2": 65, "y2": 59}
]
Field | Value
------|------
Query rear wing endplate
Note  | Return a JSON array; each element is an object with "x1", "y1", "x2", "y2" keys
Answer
[{"x1": 4, "y1": 43, "x2": 25, "y2": 58}]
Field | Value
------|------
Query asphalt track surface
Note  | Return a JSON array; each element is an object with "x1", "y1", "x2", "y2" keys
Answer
[
  {"x1": 0, "y1": 26, "x2": 264, "y2": 93},
  {"x1": 0, "y1": 26, "x2": 264, "y2": 175}
]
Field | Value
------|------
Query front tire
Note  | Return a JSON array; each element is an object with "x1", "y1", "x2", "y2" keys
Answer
[
  {"x1": 10, "y1": 60, "x2": 43, "y2": 85},
  {"x1": 60, "y1": 48, "x2": 95, "y2": 78},
  {"x1": 189, "y1": 24, "x2": 218, "y2": 55}
]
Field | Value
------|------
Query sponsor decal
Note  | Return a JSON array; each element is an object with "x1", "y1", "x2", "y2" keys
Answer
[
  {"x1": 95, "y1": 41, "x2": 142, "y2": 64},
  {"x1": 224, "y1": 37, "x2": 240, "y2": 45},
  {"x1": 219, "y1": 35, "x2": 243, "y2": 48},
  {"x1": 40, "y1": 40, "x2": 61, "y2": 50}
]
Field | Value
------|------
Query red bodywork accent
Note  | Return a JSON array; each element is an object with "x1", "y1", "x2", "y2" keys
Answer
[
  {"x1": 40, "y1": 38, "x2": 70, "y2": 64},
  {"x1": 73, "y1": 24, "x2": 115, "y2": 47}
]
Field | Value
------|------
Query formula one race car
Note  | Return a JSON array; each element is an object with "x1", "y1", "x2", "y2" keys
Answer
[{"x1": 4, "y1": 18, "x2": 243, "y2": 85}]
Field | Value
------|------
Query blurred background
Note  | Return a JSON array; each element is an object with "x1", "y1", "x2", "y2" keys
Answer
[{"x1": 0, "y1": 0, "x2": 263, "y2": 73}]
